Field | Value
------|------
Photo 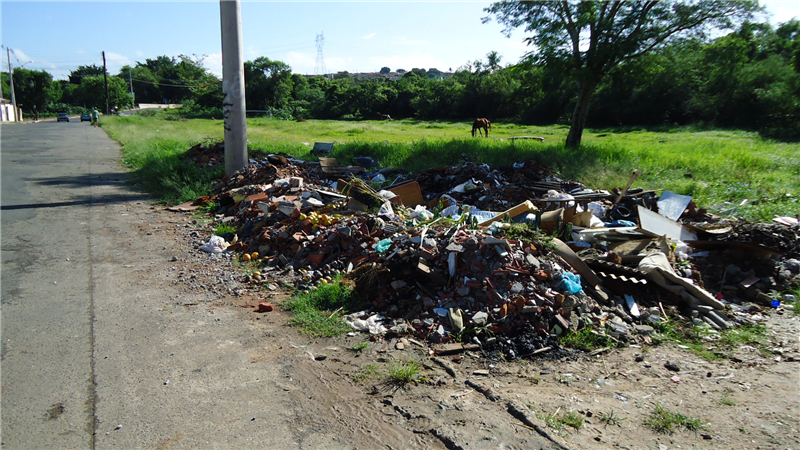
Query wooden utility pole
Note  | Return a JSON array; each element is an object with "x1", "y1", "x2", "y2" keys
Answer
[
  {"x1": 102, "y1": 51, "x2": 109, "y2": 115},
  {"x1": 220, "y1": 0, "x2": 248, "y2": 176}
]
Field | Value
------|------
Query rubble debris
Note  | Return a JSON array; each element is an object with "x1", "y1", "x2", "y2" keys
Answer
[
  {"x1": 255, "y1": 302, "x2": 274, "y2": 313},
  {"x1": 173, "y1": 148, "x2": 798, "y2": 359},
  {"x1": 186, "y1": 140, "x2": 224, "y2": 167}
]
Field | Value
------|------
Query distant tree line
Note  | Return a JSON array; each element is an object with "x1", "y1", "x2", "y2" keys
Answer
[{"x1": 2, "y1": 19, "x2": 797, "y2": 139}]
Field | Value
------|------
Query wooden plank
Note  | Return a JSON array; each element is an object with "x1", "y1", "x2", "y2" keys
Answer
[
  {"x1": 433, "y1": 343, "x2": 481, "y2": 355},
  {"x1": 478, "y1": 200, "x2": 537, "y2": 227}
]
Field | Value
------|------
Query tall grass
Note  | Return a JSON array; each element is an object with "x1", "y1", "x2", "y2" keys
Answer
[
  {"x1": 101, "y1": 114, "x2": 800, "y2": 220},
  {"x1": 103, "y1": 116, "x2": 224, "y2": 203}
]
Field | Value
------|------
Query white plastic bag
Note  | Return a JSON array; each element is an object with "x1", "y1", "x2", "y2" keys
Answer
[{"x1": 200, "y1": 235, "x2": 229, "y2": 253}]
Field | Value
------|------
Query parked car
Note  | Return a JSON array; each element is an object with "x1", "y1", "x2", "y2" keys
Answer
[
  {"x1": 57, "y1": 112, "x2": 70, "y2": 122},
  {"x1": 80, "y1": 113, "x2": 92, "y2": 122}
]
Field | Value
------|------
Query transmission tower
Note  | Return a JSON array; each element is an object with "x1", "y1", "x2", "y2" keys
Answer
[{"x1": 314, "y1": 32, "x2": 327, "y2": 77}]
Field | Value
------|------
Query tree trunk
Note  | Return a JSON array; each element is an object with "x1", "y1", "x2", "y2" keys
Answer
[{"x1": 565, "y1": 80, "x2": 598, "y2": 149}]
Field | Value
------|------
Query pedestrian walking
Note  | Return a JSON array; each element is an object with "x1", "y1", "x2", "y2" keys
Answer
[{"x1": 91, "y1": 107, "x2": 99, "y2": 126}]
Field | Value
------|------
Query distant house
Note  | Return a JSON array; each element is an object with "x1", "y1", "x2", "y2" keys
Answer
[
  {"x1": 0, "y1": 98, "x2": 22, "y2": 122},
  {"x1": 302, "y1": 71, "x2": 453, "y2": 81}
]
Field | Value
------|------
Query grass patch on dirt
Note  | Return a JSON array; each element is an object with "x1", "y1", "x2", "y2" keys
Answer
[
  {"x1": 651, "y1": 319, "x2": 769, "y2": 360},
  {"x1": 351, "y1": 360, "x2": 425, "y2": 388},
  {"x1": 352, "y1": 364, "x2": 382, "y2": 383},
  {"x1": 213, "y1": 222, "x2": 237, "y2": 236},
  {"x1": 645, "y1": 404, "x2": 707, "y2": 434},
  {"x1": 599, "y1": 409, "x2": 626, "y2": 427},
  {"x1": 350, "y1": 342, "x2": 369, "y2": 352},
  {"x1": 559, "y1": 327, "x2": 617, "y2": 351},
  {"x1": 101, "y1": 113, "x2": 800, "y2": 221},
  {"x1": 386, "y1": 360, "x2": 424, "y2": 386},
  {"x1": 281, "y1": 275, "x2": 359, "y2": 337},
  {"x1": 785, "y1": 286, "x2": 800, "y2": 316},
  {"x1": 718, "y1": 389, "x2": 737, "y2": 406},
  {"x1": 717, "y1": 323, "x2": 768, "y2": 348},
  {"x1": 540, "y1": 409, "x2": 584, "y2": 432}
]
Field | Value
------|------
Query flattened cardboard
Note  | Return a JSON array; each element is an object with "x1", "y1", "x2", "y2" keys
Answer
[{"x1": 388, "y1": 181, "x2": 424, "y2": 207}]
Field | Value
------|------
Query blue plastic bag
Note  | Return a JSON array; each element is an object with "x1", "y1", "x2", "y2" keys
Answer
[
  {"x1": 375, "y1": 238, "x2": 392, "y2": 253},
  {"x1": 559, "y1": 272, "x2": 583, "y2": 294}
]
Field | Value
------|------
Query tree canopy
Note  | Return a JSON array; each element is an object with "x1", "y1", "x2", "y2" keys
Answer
[{"x1": 484, "y1": 0, "x2": 761, "y2": 147}]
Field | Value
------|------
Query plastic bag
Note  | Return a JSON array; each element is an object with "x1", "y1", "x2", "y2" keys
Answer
[
  {"x1": 375, "y1": 238, "x2": 392, "y2": 253},
  {"x1": 558, "y1": 272, "x2": 583, "y2": 294},
  {"x1": 347, "y1": 314, "x2": 388, "y2": 334},
  {"x1": 410, "y1": 205, "x2": 434, "y2": 221},
  {"x1": 200, "y1": 235, "x2": 229, "y2": 253}
]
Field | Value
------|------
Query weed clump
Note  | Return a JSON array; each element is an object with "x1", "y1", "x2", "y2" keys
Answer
[
  {"x1": 645, "y1": 404, "x2": 707, "y2": 434},
  {"x1": 541, "y1": 409, "x2": 584, "y2": 431},
  {"x1": 559, "y1": 327, "x2": 616, "y2": 351},
  {"x1": 282, "y1": 276, "x2": 359, "y2": 337}
]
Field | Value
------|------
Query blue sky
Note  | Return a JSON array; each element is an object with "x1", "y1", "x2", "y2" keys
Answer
[{"x1": 2, "y1": 1, "x2": 798, "y2": 81}]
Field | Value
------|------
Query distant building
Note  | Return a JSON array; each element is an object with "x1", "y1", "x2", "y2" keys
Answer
[
  {"x1": 302, "y1": 70, "x2": 454, "y2": 81},
  {"x1": 0, "y1": 98, "x2": 22, "y2": 122}
]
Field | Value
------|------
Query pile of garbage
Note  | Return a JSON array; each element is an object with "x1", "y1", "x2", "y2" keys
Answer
[
  {"x1": 182, "y1": 152, "x2": 799, "y2": 358},
  {"x1": 186, "y1": 140, "x2": 225, "y2": 168}
]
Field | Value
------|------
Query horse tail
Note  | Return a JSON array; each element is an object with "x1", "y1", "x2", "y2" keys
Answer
[{"x1": 488, "y1": 121, "x2": 492, "y2": 131}]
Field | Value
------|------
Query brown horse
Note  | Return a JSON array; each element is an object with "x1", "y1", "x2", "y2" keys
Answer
[
  {"x1": 472, "y1": 118, "x2": 492, "y2": 137},
  {"x1": 377, "y1": 112, "x2": 391, "y2": 120}
]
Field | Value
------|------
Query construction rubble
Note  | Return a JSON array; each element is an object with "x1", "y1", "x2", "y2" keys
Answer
[{"x1": 177, "y1": 149, "x2": 800, "y2": 359}]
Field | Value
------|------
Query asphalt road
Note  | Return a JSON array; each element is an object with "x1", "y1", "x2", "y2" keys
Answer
[{"x1": 0, "y1": 121, "x2": 345, "y2": 449}]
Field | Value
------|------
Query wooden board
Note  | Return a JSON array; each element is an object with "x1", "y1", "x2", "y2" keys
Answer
[{"x1": 478, "y1": 200, "x2": 538, "y2": 227}]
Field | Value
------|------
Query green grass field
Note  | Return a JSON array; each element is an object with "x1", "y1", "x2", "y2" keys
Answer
[{"x1": 101, "y1": 113, "x2": 800, "y2": 221}]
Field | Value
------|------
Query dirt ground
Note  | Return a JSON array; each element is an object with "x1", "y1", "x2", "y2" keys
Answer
[{"x1": 162, "y1": 210, "x2": 800, "y2": 450}]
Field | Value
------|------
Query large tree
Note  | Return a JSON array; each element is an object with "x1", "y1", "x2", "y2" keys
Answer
[
  {"x1": 11, "y1": 68, "x2": 57, "y2": 113},
  {"x1": 484, "y1": 0, "x2": 760, "y2": 148},
  {"x1": 75, "y1": 75, "x2": 132, "y2": 111},
  {"x1": 244, "y1": 57, "x2": 293, "y2": 111},
  {"x1": 69, "y1": 65, "x2": 105, "y2": 85}
]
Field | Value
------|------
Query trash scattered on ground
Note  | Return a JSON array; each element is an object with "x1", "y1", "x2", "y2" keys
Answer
[{"x1": 172, "y1": 150, "x2": 799, "y2": 359}]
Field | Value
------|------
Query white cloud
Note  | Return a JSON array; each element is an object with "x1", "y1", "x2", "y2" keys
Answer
[
  {"x1": 204, "y1": 52, "x2": 223, "y2": 77},
  {"x1": 761, "y1": 0, "x2": 800, "y2": 24},
  {"x1": 245, "y1": 46, "x2": 260, "y2": 61},
  {"x1": 360, "y1": 33, "x2": 377, "y2": 40},
  {"x1": 104, "y1": 52, "x2": 132, "y2": 74},
  {"x1": 11, "y1": 48, "x2": 33, "y2": 64},
  {"x1": 284, "y1": 51, "x2": 316, "y2": 74},
  {"x1": 136, "y1": 50, "x2": 145, "y2": 57}
]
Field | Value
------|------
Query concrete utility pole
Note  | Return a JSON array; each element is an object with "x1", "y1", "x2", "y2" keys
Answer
[
  {"x1": 7, "y1": 47, "x2": 18, "y2": 121},
  {"x1": 220, "y1": 0, "x2": 248, "y2": 176},
  {"x1": 128, "y1": 69, "x2": 135, "y2": 109},
  {"x1": 102, "y1": 51, "x2": 109, "y2": 115}
]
